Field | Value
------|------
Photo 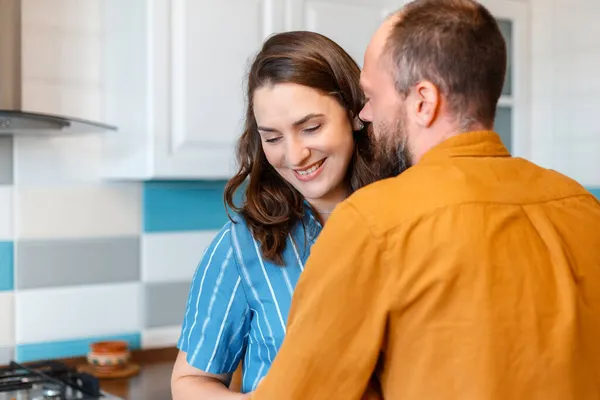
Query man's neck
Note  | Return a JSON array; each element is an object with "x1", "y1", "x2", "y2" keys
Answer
[{"x1": 410, "y1": 121, "x2": 490, "y2": 163}]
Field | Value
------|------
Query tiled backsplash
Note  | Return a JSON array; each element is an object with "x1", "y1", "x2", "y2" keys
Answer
[{"x1": 0, "y1": 134, "x2": 229, "y2": 363}]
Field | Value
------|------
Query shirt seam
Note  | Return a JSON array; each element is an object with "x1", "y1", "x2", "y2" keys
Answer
[
  {"x1": 342, "y1": 201, "x2": 395, "y2": 318},
  {"x1": 228, "y1": 221, "x2": 252, "y2": 310},
  {"x1": 354, "y1": 192, "x2": 596, "y2": 238}
]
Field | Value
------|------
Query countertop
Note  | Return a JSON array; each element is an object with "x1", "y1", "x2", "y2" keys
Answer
[
  {"x1": 61, "y1": 347, "x2": 178, "y2": 400},
  {"x1": 99, "y1": 361, "x2": 174, "y2": 400},
  {"x1": 63, "y1": 347, "x2": 243, "y2": 400}
]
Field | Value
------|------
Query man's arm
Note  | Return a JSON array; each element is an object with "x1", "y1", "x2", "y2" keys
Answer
[{"x1": 251, "y1": 201, "x2": 393, "y2": 399}]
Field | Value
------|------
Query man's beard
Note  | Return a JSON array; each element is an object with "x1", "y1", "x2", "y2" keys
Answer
[{"x1": 370, "y1": 115, "x2": 412, "y2": 180}]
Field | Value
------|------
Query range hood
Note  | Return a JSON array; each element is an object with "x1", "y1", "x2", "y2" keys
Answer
[{"x1": 0, "y1": 0, "x2": 117, "y2": 134}]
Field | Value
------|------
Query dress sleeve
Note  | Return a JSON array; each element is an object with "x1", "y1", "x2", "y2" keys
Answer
[{"x1": 177, "y1": 222, "x2": 251, "y2": 374}]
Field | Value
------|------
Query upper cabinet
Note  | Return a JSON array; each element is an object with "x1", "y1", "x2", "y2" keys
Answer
[
  {"x1": 101, "y1": 0, "x2": 393, "y2": 180},
  {"x1": 287, "y1": 0, "x2": 397, "y2": 67},
  {"x1": 102, "y1": 0, "x2": 274, "y2": 179}
]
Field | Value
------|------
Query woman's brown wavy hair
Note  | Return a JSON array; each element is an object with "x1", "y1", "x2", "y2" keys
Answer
[{"x1": 224, "y1": 31, "x2": 377, "y2": 265}]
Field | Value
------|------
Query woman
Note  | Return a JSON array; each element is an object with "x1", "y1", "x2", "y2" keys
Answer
[{"x1": 171, "y1": 31, "x2": 377, "y2": 399}]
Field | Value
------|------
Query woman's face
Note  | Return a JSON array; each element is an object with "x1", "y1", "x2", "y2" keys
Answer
[{"x1": 253, "y1": 83, "x2": 355, "y2": 210}]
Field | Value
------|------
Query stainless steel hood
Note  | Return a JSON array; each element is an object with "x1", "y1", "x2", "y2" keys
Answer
[{"x1": 0, "y1": 0, "x2": 117, "y2": 134}]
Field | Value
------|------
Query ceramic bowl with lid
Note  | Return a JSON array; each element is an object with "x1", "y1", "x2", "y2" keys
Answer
[{"x1": 87, "y1": 340, "x2": 131, "y2": 372}]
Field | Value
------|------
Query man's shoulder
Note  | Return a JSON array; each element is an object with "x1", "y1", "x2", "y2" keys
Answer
[
  {"x1": 345, "y1": 166, "x2": 442, "y2": 233},
  {"x1": 346, "y1": 156, "x2": 597, "y2": 234}
]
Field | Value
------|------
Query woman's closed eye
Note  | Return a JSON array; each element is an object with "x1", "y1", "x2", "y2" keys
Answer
[
  {"x1": 302, "y1": 124, "x2": 321, "y2": 134},
  {"x1": 265, "y1": 136, "x2": 282, "y2": 144}
]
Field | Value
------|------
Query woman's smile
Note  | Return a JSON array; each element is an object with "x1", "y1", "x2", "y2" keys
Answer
[{"x1": 293, "y1": 158, "x2": 327, "y2": 181}]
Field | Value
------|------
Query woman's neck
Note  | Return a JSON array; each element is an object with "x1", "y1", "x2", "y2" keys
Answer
[{"x1": 307, "y1": 185, "x2": 349, "y2": 223}]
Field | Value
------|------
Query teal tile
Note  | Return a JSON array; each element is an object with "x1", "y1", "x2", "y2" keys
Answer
[
  {"x1": 588, "y1": 187, "x2": 600, "y2": 200},
  {"x1": 16, "y1": 333, "x2": 141, "y2": 363},
  {"x1": 143, "y1": 180, "x2": 231, "y2": 232},
  {"x1": 0, "y1": 242, "x2": 14, "y2": 291}
]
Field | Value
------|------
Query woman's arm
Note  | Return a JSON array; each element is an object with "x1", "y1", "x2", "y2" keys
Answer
[{"x1": 171, "y1": 351, "x2": 250, "y2": 400}]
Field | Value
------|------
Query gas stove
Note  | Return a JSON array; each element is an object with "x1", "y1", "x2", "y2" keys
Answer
[{"x1": 0, "y1": 360, "x2": 123, "y2": 400}]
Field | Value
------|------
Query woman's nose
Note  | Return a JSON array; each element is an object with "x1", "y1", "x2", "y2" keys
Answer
[{"x1": 286, "y1": 140, "x2": 310, "y2": 167}]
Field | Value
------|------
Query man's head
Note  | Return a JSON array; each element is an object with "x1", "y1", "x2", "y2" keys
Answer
[{"x1": 360, "y1": 0, "x2": 507, "y2": 173}]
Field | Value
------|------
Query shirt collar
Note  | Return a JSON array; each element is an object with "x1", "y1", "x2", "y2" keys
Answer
[
  {"x1": 301, "y1": 201, "x2": 323, "y2": 243},
  {"x1": 419, "y1": 130, "x2": 510, "y2": 164}
]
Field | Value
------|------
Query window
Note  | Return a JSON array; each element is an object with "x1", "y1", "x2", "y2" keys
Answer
[{"x1": 494, "y1": 19, "x2": 514, "y2": 152}]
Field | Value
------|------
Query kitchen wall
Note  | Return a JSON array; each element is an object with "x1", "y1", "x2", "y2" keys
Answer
[
  {"x1": 0, "y1": 0, "x2": 228, "y2": 364},
  {"x1": 529, "y1": 0, "x2": 600, "y2": 189},
  {"x1": 1, "y1": 0, "x2": 599, "y2": 365},
  {"x1": 0, "y1": 134, "x2": 228, "y2": 363}
]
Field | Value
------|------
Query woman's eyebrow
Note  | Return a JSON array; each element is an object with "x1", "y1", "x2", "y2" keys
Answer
[{"x1": 292, "y1": 113, "x2": 324, "y2": 127}]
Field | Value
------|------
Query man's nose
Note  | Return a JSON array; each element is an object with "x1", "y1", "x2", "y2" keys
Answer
[
  {"x1": 359, "y1": 102, "x2": 373, "y2": 122},
  {"x1": 286, "y1": 139, "x2": 310, "y2": 167}
]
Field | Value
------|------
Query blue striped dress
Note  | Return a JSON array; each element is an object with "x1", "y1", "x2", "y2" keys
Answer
[{"x1": 177, "y1": 207, "x2": 322, "y2": 393}]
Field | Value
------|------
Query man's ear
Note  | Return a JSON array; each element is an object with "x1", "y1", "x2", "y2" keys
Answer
[{"x1": 412, "y1": 80, "x2": 440, "y2": 127}]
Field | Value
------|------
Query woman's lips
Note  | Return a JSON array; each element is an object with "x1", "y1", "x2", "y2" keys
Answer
[{"x1": 294, "y1": 158, "x2": 326, "y2": 182}]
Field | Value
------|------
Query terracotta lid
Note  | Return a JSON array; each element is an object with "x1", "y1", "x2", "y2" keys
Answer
[{"x1": 90, "y1": 340, "x2": 129, "y2": 354}]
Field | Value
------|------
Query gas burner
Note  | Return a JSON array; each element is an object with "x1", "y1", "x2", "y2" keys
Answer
[
  {"x1": 0, "y1": 360, "x2": 123, "y2": 400},
  {"x1": 42, "y1": 383, "x2": 63, "y2": 398}
]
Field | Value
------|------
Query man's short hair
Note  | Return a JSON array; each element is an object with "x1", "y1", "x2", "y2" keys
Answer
[{"x1": 385, "y1": 0, "x2": 507, "y2": 129}]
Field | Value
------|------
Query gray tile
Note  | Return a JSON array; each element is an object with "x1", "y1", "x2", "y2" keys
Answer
[
  {"x1": 0, "y1": 136, "x2": 13, "y2": 184},
  {"x1": 0, "y1": 346, "x2": 14, "y2": 365},
  {"x1": 16, "y1": 237, "x2": 140, "y2": 289},
  {"x1": 144, "y1": 281, "x2": 191, "y2": 328}
]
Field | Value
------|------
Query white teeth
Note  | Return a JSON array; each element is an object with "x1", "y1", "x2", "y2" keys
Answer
[{"x1": 297, "y1": 160, "x2": 324, "y2": 176}]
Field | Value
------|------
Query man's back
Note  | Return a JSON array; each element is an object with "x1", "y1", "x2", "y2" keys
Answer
[
  {"x1": 355, "y1": 131, "x2": 600, "y2": 399},
  {"x1": 250, "y1": 131, "x2": 600, "y2": 400}
]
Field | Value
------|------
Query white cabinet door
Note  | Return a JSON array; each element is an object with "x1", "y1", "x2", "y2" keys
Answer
[
  {"x1": 102, "y1": 0, "x2": 280, "y2": 179},
  {"x1": 286, "y1": 0, "x2": 404, "y2": 68},
  {"x1": 153, "y1": 0, "x2": 280, "y2": 178}
]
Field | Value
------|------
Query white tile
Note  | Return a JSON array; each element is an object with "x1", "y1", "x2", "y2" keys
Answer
[
  {"x1": 141, "y1": 231, "x2": 217, "y2": 283},
  {"x1": 0, "y1": 292, "x2": 15, "y2": 346},
  {"x1": 15, "y1": 184, "x2": 141, "y2": 239},
  {"x1": 15, "y1": 283, "x2": 142, "y2": 344},
  {"x1": 546, "y1": 140, "x2": 600, "y2": 187},
  {"x1": 0, "y1": 187, "x2": 13, "y2": 240},
  {"x1": 14, "y1": 135, "x2": 103, "y2": 185},
  {"x1": 141, "y1": 326, "x2": 181, "y2": 349}
]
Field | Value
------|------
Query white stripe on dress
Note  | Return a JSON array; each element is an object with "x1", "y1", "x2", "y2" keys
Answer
[
  {"x1": 231, "y1": 224, "x2": 274, "y2": 363},
  {"x1": 185, "y1": 228, "x2": 231, "y2": 347},
  {"x1": 251, "y1": 237, "x2": 286, "y2": 333},
  {"x1": 289, "y1": 234, "x2": 305, "y2": 272},
  {"x1": 190, "y1": 247, "x2": 233, "y2": 364},
  {"x1": 281, "y1": 265, "x2": 294, "y2": 298},
  {"x1": 251, "y1": 328, "x2": 266, "y2": 390},
  {"x1": 205, "y1": 275, "x2": 241, "y2": 370}
]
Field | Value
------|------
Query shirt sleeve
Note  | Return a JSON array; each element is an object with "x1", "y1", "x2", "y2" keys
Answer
[
  {"x1": 251, "y1": 201, "x2": 391, "y2": 400},
  {"x1": 177, "y1": 222, "x2": 251, "y2": 374}
]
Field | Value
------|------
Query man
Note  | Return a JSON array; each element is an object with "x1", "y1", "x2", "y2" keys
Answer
[{"x1": 250, "y1": 0, "x2": 600, "y2": 398}]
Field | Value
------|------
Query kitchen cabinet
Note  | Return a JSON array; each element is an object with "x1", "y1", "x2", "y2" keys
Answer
[{"x1": 101, "y1": 0, "x2": 397, "y2": 180}]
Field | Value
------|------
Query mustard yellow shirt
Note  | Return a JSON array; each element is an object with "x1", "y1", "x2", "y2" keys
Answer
[{"x1": 251, "y1": 131, "x2": 600, "y2": 400}]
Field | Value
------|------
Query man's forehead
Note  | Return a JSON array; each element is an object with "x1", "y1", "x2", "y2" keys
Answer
[{"x1": 363, "y1": 12, "x2": 400, "y2": 82}]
